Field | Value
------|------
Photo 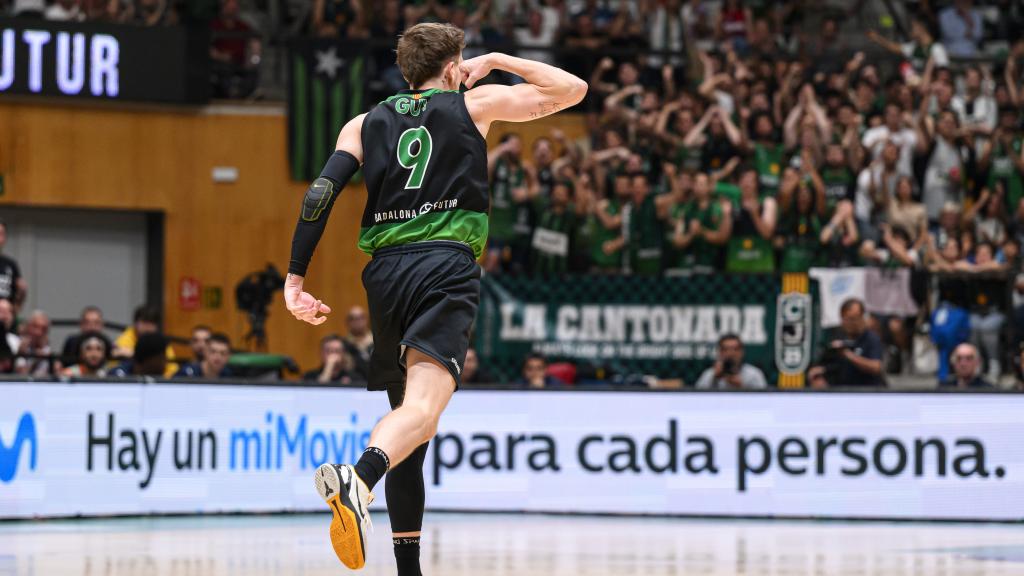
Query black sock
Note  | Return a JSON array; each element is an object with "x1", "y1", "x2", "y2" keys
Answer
[
  {"x1": 393, "y1": 536, "x2": 421, "y2": 576},
  {"x1": 353, "y1": 447, "x2": 389, "y2": 491}
]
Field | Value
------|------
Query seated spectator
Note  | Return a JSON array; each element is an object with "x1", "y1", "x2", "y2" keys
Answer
[
  {"x1": 460, "y1": 348, "x2": 494, "y2": 385},
  {"x1": 860, "y1": 225, "x2": 921, "y2": 268},
  {"x1": 953, "y1": 66, "x2": 997, "y2": 138},
  {"x1": 885, "y1": 176, "x2": 928, "y2": 247},
  {"x1": 1015, "y1": 269, "x2": 1024, "y2": 352},
  {"x1": 966, "y1": 187, "x2": 1009, "y2": 247},
  {"x1": 823, "y1": 298, "x2": 886, "y2": 387},
  {"x1": 930, "y1": 201, "x2": 964, "y2": 254},
  {"x1": 15, "y1": 310, "x2": 59, "y2": 377},
  {"x1": 486, "y1": 134, "x2": 534, "y2": 275},
  {"x1": 175, "y1": 333, "x2": 233, "y2": 379},
  {"x1": 344, "y1": 306, "x2": 373, "y2": 380},
  {"x1": 961, "y1": 242, "x2": 1008, "y2": 380},
  {"x1": 776, "y1": 182, "x2": 825, "y2": 272},
  {"x1": 210, "y1": 0, "x2": 261, "y2": 99},
  {"x1": 114, "y1": 305, "x2": 177, "y2": 375},
  {"x1": 61, "y1": 332, "x2": 109, "y2": 378},
  {"x1": 303, "y1": 334, "x2": 362, "y2": 385},
  {"x1": 940, "y1": 343, "x2": 994, "y2": 389},
  {"x1": 568, "y1": 170, "x2": 603, "y2": 274},
  {"x1": 45, "y1": 0, "x2": 84, "y2": 20},
  {"x1": 626, "y1": 172, "x2": 670, "y2": 276},
  {"x1": 866, "y1": 19, "x2": 949, "y2": 75},
  {"x1": 863, "y1": 104, "x2": 916, "y2": 177},
  {"x1": 127, "y1": 0, "x2": 167, "y2": 25},
  {"x1": 515, "y1": 9, "x2": 558, "y2": 66},
  {"x1": 807, "y1": 364, "x2": 829, "y2": 389},
  {"x1": 815, "y1": 143, "x2": 858, "y2": 219},
  {"x1": 1016, "y1": 345, "x2": 1024, "y2": 391},
  {"x1": 515, "y1": 353, "x2": 561, "y2": 388},
  {"x1": 0, "y1": 219, "x2": 27, "y2": 311},
  {"x1": 12, "y1": 0, "x2": 46, "y2": 18},
  {"x1": 587, "y1": 170, "x2": 630, "y2": 274},
  {"x1": 671, "y1": 172, "x2": 732, "y2": 272},
  {"x1": 926, "y1": 234, "x2": 963, "y2": 273},
  {"x1": 689, "y1": 106, "x2": 743, "y2": 172},
  {"x1": 938, "y1": 0, "x2": 983, "y2": 58},
  {"x1": 979, "y1": 113, "x2": 1024, "y2": 215},
  {"x1": 110, "y1": 333, "x2": 169, "y2": 377},
  {"x1": 560, "y1": 14, "x2": 607, "y2": 77},
  {"x1": 530, "y1": 179, "x2": 577, "y2": 276},
  {"x1": 915, "y1": 109, "x2": 968, "y2": 223},
  {"x1": 821, "y1": 199, "x2": 861, "y2": 268},
  {"x1": 311, "y1": 0, "x2": 364, "y2": 38},
  {"x1": 724, "y1": 168, "x2": 776, "y2": 274},
  {"x1": 189, "y1": 324, "x2": 212, "y2": 363},
  {"x1": 0, "y1": 298, "x2": 20, "y2": 355},
  {"x1": 694, "y1": 334, "x2": 767, "y2": 390},
  {"x1": 930, "y1": 300, "x2": 972, "y2": 382},
  {"x1": 855, "y1": 142, "x2": 905, "y2": 242},
  {"x1": 61, "y1": 306, "x2": 110, "y2": 366},
  {"x1": 403, "y1": 0, "x2": 453, "y2": 25}
]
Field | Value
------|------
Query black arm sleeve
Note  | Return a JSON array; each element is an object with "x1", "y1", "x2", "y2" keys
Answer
[{"x1": 288, "y1": 150, "x2": 361, "y2": 276}]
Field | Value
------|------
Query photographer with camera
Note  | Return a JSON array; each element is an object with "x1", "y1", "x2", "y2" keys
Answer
[
  {"x1": 820, "y1": 298, "x2": 886, "y2": 388},
  {"x1": 694, "y1": 334, "x2": 767, "y2": 390},
  {"x1": 236, "y1": 264, "x2": 285, "y2": 349}
]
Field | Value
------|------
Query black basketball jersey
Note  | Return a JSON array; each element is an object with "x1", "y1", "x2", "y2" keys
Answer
[{"x1": 357, "y1": 88, "x2": 490, "y2": 257}]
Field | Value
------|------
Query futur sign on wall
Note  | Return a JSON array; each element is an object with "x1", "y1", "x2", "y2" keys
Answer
[{"x1": 0, "y1": 19, "x2": 208, "y2": 103}]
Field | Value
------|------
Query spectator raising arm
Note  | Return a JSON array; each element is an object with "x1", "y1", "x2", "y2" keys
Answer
[
  {"x1": 703, "y1": 201, "x2": 733, "y2": 244},
  {"x1": 605, "y1": 84, "x2": 645, "y2": 113},
  {"x1": 745, "y1": 195, "x2": 777, "y2": 240},
  {"x1": 683, "y1": 106, "x2": 717, "y2": 147},
  {"x1": 589, "y1": 57, "x2": 619, "y2": 96},
  {"x1": 865, "y1": 29, "x2": 905, "y2": 56},
  {"x1": 1006, "y1": 48, "x2": 1021, "y2": 107},
  {"x1": 783, "y1": 100, "x2": 804, "y2": 150},
  {"x1": 718, "y1": 107, "x2": 745, "y2": 148},
  {"x1": 820, "y1": 203, "x2": 859, "y2": 246}
]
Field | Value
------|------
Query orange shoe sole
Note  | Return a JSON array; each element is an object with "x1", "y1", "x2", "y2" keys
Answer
[{"x1": 327, "y1": 494, "x2": 366, "y2": 569}]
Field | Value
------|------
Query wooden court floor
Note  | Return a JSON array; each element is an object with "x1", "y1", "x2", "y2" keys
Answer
[{"x1": 1, "y1": 512, "x2": 1022, "y2": 575}]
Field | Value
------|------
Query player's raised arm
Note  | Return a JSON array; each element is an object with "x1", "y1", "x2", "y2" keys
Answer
[
  {"x1": 283, "y1": 113, "x2": 366, "y2": 325},
  {"x1": 462, "y1": 53, "x2": 588, "y2": 132}
]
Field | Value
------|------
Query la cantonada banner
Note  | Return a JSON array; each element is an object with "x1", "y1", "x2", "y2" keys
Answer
[
  {"x1": 475, "y1": 273, "x2": 820, "y2": 386},
  {"x1": 2, "y1": 383, "x2": 1022, "y2": 522}
]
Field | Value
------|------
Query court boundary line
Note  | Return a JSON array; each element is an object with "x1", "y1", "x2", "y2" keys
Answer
[{"x1": 2, "y1": 508, "x2": 1021, "y2": 525}]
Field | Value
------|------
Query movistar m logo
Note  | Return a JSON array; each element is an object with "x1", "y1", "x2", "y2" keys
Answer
[{"x1": 0, "y1": 413, "x2": 38, "y2": 483}]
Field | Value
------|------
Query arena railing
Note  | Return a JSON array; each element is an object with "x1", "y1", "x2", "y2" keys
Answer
[{"x1": 9, "y1": 268, "x2": 1019, "y2": 387}]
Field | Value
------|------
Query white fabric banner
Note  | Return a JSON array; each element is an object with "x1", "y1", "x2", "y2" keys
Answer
[
  {"x1": 810, "y1": 268, "x2": 866, "y2": 328},
  {"x1": 2, "y1": 383, "x2": 1022, "y2": 521},
  {"x1": 864, "y1": 267, "x2": 919, "y2": 319}
]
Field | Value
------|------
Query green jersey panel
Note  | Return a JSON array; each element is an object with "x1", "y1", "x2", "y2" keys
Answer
[{"x1": 359, "y1": 89, "x2": 489, "y2": 257}]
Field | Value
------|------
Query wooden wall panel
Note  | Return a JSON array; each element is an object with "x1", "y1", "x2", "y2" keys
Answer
[{"x1": 0, "y1": 101, "x2": 588, "y2": 373}]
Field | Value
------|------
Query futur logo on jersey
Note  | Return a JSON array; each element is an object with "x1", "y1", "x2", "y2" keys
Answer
[{"x1": 0, "y1": 412, "x2": 38, "y2": 483}]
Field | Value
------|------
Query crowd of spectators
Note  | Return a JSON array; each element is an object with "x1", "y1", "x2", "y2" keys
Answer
[
  {"x1": 3, "y1": 1, "x2": 1024, "y2": 387},
  {"x1": 0, "y1": 301, "x2": 379, "y2": 383},
  {"x1": 470, "y1": 1, "x2": 1024, "y2": 386}
]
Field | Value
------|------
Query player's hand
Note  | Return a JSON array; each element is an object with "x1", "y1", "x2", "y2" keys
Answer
[
  {"x1": 284, "y1": 274, "x2": 332, "y2": 325},
  {"x1": 460, "y1": 53, "x2": 499, "y2": 88}
]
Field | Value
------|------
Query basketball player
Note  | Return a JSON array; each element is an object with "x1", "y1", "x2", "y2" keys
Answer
[{"x1": 284, "y1": 23, "x2": 586, "y2": 574}]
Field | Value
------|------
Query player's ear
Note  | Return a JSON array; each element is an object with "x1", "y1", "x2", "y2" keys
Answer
[{"x1": 447, "y1": 60, "x2": 459, "y2": 89}]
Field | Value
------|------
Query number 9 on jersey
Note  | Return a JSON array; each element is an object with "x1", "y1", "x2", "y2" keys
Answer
[{"x1": 397, "y1": 127, "x2": 433, "y2": 190}]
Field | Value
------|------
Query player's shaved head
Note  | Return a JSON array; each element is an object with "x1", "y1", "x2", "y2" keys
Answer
[{"x1": 397, "y1": 23, "x2": 465, "y2": 89}]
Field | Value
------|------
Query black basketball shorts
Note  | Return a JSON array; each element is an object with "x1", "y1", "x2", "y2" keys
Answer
[{"x1": 362, "y1": 240, "x2": 481, "y2": 391}]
